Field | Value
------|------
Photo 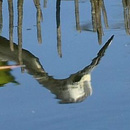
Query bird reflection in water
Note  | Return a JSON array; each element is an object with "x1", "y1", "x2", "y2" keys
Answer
[{"x1": 0, "y1": 35, "x2": 114, "y2": 103}]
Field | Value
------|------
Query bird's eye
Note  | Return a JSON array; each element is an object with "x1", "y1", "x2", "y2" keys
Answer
[{"x1": 73, "y1": 76, "x2": 81, "y2": 82}]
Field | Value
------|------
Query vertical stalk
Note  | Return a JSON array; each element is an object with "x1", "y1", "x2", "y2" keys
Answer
[
  {"x1": 101, "y1": 0, "x2": 109, "y2": 28},
  {"x1": 122, "y1": 0, "x2": 130, "y2": 35},
  {"x1": 90, "y1": 0, "x2": 107, "y2": 44},
  {"x1": 96, "y1": 0, "x2": 103, "y2": 44},
  {"x1": 8, "y1": 0, "x2": 14, "y2": 51},
  {"x1": 90, "y1": 0, "x2": 97, "y2": 32},
  {"x1": 17, "y1": 0, "x2": 24, "y2": 65},
  {"x1": 0, "y1": 0, "x2": 3, "y2": 35},
  {"x1": 56, "y1": 0, "x2": 62, "y2": 57},
  {"x1": 33, "y1": 0, "x2": 43, "y2": 43},
  {"x1": 74, "y1": 0, "x2": 81, "y2": 32}
]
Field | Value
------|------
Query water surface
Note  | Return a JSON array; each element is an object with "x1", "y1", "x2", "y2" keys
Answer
[{"x1": 0, "y1": 0, "x2": 130, "y2": 130}]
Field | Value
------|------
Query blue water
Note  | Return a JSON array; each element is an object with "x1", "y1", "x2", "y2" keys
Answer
[{"x1": 0, "y1": 0, "x2": 130, "y2": 130}]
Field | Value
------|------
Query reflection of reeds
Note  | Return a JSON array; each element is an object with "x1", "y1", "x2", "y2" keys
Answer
[
  {"x1": 33, "y1": 0, "x2": 43, "y2": 43},
  {"x1": 74, "y1": 0, "x2": 81, "y2": 31},
  {"x1": 56, "y1": 0, "x2": 62, "y2": 57},
  {"x1": 0, "y1": 0, "x2": 3, "y2": 35},
  {"x1": 17, "y1": 0, "x2": 24, "y2": 65},
  {"x1": 101, "y1": 0, "x2": 109, "y2": 28},
  {"x1": 122, "y1": 0, "x2": 130, "y2": 35},
  {"x1": 90, "y1": 0, "x2": 109, "y2": 44},
  {"x1": 8, "y1": 0, "x2": 14, "y2": 51},
  {"x1": 44, "y1": 0, "x2": 48, "y2": 8}
]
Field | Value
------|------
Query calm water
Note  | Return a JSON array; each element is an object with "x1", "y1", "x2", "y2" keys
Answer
[{"x1": 0, "y1": 0, "x2": 130, "y2": 130}]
